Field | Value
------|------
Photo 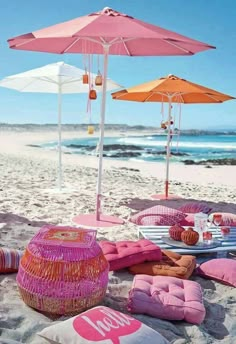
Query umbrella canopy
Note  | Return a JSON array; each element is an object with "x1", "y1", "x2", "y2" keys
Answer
[
  {"x1": 112, "y1": 74, "x2": 235, "y2": 199},
  {"x1": 0, "y1": 61, "x2": 120, "y2": 93},
  {"x1": 7, "y1": 6, "x2": 215, "y2": 226},
  {"x1": 8, "y1": 7, "x2": 215, "y2": 55},
  {"x1": 0, "y1": 61, "x2": 121, "y2": 190},
  {"x1": 112, "y1": 74, "x2": 234, "y2": 103}
]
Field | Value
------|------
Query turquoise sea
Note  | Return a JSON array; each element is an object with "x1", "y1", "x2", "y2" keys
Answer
[{"x1": 42, "y1": 133, "x2": 236, "y2": 163}]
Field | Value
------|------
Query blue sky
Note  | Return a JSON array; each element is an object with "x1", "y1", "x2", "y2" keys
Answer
[{"x1": 0, "y1": 0, "x2": 235, "y2": 129}]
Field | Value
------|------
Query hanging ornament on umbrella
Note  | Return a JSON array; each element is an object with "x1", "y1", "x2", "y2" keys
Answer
[{"x1": 95, "y1": 55, "x2": 103, "y2": 86}]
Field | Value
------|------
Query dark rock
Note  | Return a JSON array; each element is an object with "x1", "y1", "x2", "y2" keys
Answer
[
  {"x1": 66, "y1": 144, "x2": 143, "y2": 152},
  {"x1": 102, "y1": 144, "x2": 143, "y2": 151},
  {"x1": 103, "y1": 152, "x2": 141, "y2": 158},
  {"x1": 183, "y1": 160, "x2": 196, "y2": 165},
  {"x1": 26, "y1": 144, "x2": 41, "y2": 148},
  {"x1": 146, "y1": 150, "x2": 189, "y2": 156},
  {"x1": 183, "y1": 158, "x2": 236, "y2": 166}
]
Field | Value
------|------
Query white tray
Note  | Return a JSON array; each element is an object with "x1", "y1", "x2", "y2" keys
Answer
[{"x1": 161, "y1": 236, "x2": 222, "y2": 250}]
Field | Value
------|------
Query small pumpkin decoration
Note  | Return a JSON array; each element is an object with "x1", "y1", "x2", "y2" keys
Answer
[
  {"x1": 181, "y1": 227, "x2": 199, "y2": 246},
  {"x1": 169, "y1": 224, "x2": 185, "y2": 241}
]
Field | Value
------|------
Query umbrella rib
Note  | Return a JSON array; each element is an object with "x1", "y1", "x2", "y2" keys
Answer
[
  {"x1": 121, "y1": 38, "x2": 131, "y2": 56},
  {"x1": 63, "y1": 37, "x2": 81, "y2": 53},
  {"x1": 11, "y1": 38, "x2": 36, "y2": 49},
  {"x1": 16, "y1": 78, "x2": 39, "y2": 91},
  {"x1": 205, "y1": 93, "x2": 222, "y2": 102},
  {"x1": 163, "y1": 39, "x2": 194, "y2": 54}
]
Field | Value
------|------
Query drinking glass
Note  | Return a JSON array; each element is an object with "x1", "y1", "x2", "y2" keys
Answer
[
  {"x1": 194, "y1": 213, "x2": 208, "y2": 243},
  {"x1": 212, "y1": 214, "x2": 222, "y2": 233}
]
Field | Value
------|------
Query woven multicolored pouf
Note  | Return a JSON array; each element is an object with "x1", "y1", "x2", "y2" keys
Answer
[{"x1": 17, "y1": 225, "x2": 109, "y2": 315}]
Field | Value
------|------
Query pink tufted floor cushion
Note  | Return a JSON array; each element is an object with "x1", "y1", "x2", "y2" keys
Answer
[
  {"x1": 99, "y1": 240, "x2": 162, "y2": 271},
  {"x1": 128, "y1": 275, "x2": 205, "y2": 324}
]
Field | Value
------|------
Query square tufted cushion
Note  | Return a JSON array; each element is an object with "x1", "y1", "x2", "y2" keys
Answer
[
  {"x1": 178, "y1": 202, "x2": 212, "y2": 214},
  {"x1": 196, "y1": 258, "x2": 236, "y2": 287},
  {"x1": 208, "y1": 212, "x2": 236, "y2": 226},
  {"x1": 99, "y1": 240, "x2": 162, "y2": 271},
  {"x1": 130, "y1": 205, "x2": 186, "y2": 226},
  {"x1": 128, "y1": 250, "x2": 196, "y2": 279},
  {"x1": 38, "y1": 306, "x2": 170, "y2": 344},
  {"x1": 128, "y1": 275, "x2": 205, "y2": 324},
  {"x1": 0, "y1": 248, "x2": 23, "y2": 273}
]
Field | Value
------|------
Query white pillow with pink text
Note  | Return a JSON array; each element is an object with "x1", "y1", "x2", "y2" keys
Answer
[{"x1": 37, "y1": 306, "x2": 169, "y2": 344}]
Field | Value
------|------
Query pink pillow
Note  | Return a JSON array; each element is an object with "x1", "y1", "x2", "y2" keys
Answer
[
  {"x1": 196, "y1": 258, "x2": 236, "y2": 287},
  {"x1": 130, "y1": 205, "x2": 186, "y2": 226},
  {"x1": 99, "y1": 240, "x2": 162, "y2": 271},
  {"x1": 208, "y1": 212, "x2": 236, "y2": 226},
  {"x1": 178, "y1": 202, "x2": 212, "y2": 214},
  {"x1": 38, "y1": 306, "x2": 170, "y2": 344},
  {"x1": 179, "y1": 213, "x2": 195, "y2": 226},
  {"x1": 128, "y1": 275, "x2": 206, "y2": 324}
]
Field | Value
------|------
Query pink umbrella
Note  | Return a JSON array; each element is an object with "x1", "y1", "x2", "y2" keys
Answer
[{"x1": 8, "y1": 7, "x2": 215, "y2": 227}]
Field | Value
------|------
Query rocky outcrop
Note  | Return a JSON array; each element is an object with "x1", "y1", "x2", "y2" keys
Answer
[{"x1": 183, "y1": 158, "x2": 236, "y2": 165}]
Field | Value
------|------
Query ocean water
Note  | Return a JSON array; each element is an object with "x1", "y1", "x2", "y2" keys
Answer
[{"x1": 42, "y1": 133, "x2": 236, "y2": 163}]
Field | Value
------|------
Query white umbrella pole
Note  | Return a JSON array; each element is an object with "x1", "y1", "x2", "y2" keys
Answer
[
  {"x1": 58, "y1": 84, "x2": 62, "y2": 190},
  {"x1": 165, "y1": 96, "x2": 172, "y2": 198},
  {"x1": 96, "y1": 44, "x2": 110, "y2": 220}
]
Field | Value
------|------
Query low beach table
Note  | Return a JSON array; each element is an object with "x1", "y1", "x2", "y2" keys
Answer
[{"x1": 138, "y1": 226, "x2": 236, "y2": 258}]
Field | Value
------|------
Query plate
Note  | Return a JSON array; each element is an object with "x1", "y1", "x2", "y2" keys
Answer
[{"x1": 161, "y1": 236, "x2": 222, "y2": 250}]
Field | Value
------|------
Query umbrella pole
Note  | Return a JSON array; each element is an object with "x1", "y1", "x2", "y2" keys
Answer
[
  {"x1": 96, "y1": 44, "x2": 110, "y2": 220},
  {"x1": 58, "y1": 84, "x2": 62, "y2": 190},
  {"x1": 165, "y1": 96, "x2": 172, "y2": 198}
]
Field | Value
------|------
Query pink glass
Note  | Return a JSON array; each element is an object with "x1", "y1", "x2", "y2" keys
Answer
[
  {"x1": 221, "y1": 226, "x2": 231, "y2": 239},
  {"x1": 213, "y1": 214, "x2": 222, "y2": 233}
]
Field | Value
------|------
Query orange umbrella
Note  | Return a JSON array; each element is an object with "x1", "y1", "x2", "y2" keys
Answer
[{"x1": 112, "y1": 74, "x2": 235, "y2": 199}]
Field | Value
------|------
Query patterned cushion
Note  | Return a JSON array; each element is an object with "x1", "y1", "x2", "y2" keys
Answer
[
  {"x1": 38, "y1": 306, "x2": 170, "y2": 344},
  {"x1": 129, "y1": 250, "x2": 196, "y2": 279},
  {"x1": 99, "y1": 240, "x2": 162, "y2": 271},
  {"x1": 130, "y1": 205, "x2": 186, "y2": 226},
  {"x1": 179, "y1": 213, "x2": 195, "y2": 226},
  {"x1": 178, "y1": 202, "x2": 212, "y2": 214},
  {"x1": 196, "y1": 258, "x2": 236, "y2": 287},
  {"x1": 208, "y1": 212, "x2": 236, "y2": 226},
  {"x1": 128, "y1": 275, "x2": 205, "y2": 324},
  {"x1": 0, "y1": 248, "x2": 23, "y2": 273}
]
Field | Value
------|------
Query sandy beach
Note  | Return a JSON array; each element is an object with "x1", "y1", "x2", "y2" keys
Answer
[{"x1": 0, "y1": 128, "x2": 236, "y2": 344}]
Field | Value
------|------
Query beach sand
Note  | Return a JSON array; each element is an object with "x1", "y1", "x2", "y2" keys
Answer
[{"x1": 0, "y1": 128, "x2": 235, "y2": 343}]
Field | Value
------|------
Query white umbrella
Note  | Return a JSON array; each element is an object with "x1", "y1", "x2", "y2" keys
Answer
[{"x1": 0, "y1": 61, "x2": 121, "y2": 190}]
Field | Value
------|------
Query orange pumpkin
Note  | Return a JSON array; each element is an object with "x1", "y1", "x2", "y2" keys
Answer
[
  {"x1": 181, "y1": 227, "x2": 199, "y2": 246},
  {"x1": 169, "y1": 225, "x2": 185, "y2": 241}
]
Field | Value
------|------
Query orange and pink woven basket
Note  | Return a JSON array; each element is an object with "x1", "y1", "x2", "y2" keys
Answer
[{"x1": 17, "y1": 225, "x2": 109, "y2": 315}]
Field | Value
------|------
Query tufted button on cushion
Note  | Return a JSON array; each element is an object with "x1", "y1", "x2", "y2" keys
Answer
[
  {"x1": 128, "y1": 275, "x2": 205, "y2": 324},
  {"x1": 129, "y1": 250, "x2": 196, "y2": 279},
  {"x1": 99, "y1": 240, "x2": 162, "y2": 271}
]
